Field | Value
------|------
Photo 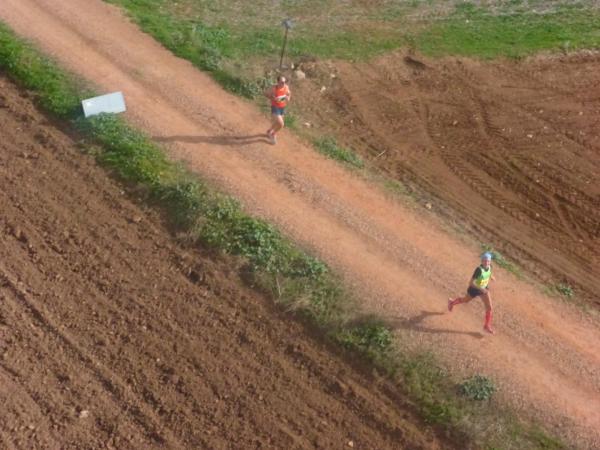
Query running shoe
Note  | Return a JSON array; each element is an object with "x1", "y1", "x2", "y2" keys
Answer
[{"x1": 483, "y1": 324, "x2": 495, "y2": 334}]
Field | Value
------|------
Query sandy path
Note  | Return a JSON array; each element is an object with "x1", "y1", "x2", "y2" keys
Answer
[{"x1": 1, "y1": 0, "x2": 599, "y2": 447}]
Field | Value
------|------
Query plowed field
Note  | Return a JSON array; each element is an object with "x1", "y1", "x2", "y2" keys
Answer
[{"x1": 0, "y1": 75, "x2": 449, "y2": 449}]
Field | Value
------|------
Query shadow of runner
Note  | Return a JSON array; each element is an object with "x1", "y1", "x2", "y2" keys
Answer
[
  {"x1": 388, "y1": 311, "x2": 484, "y2": 339},
  {"x1": 154, "y1": 134, "x2": 271, "y2": 146}
]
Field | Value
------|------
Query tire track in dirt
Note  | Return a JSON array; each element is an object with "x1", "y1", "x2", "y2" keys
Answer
[
  {"x1": 2, "y1": 1, "x2": 600, "y2": 448},
  {"x1": 444, "y1": 59, "x2": 599, "y2": 243}
]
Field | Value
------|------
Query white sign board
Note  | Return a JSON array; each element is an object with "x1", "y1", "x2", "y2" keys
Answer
[{"x1": 82, "y1": 91, "x2": 126, "y2": 118}]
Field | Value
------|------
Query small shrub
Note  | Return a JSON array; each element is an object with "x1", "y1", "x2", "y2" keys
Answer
[
  {"x1": 314, "y1": 137, "x2": 363, "y2": 168},
  {"x1": 336, "y1": 322, "x2": 393, "y2": 354},
  {"x1": 459, "y1": 375, "x2": 496, "y2": 401},
  {"x1": 287, "y1": 254, "x2": 327, "y2": 279},
  {"x1": 153, "y1": 179, "x2": 205, "y2": 229},
  {"x1": 231, "y1": 218, "x2": 281, "y2": 266},
  {"x1": 555, "y1": 283, "x2": 574, "y2": 299}
]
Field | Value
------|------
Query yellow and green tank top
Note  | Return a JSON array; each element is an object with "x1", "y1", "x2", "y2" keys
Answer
[{"x1": 473, "y1": 266, "x2": 492, "y2": 289}]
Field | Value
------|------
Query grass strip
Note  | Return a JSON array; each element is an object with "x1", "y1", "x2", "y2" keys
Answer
[
  {"x1": 105, "y1": 0, "x2": 408, "y2": 62},
  {"x1": 0, "y1": 22, "x2": 565, "y2": 449},
  {"x1": 106, "y1": 0, "x2": 600, "y2": 68},
  {"x1": 416, "y1": 1, "x2": 600, "y2": 59}
]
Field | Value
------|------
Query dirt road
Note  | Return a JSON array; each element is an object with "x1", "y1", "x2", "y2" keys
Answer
[
  {"x1": 0, "y1": 74, "x2": 450, "y2": 449},
  {"x1": 1, "y1": 0, "x2": 599, "y2": 448}
]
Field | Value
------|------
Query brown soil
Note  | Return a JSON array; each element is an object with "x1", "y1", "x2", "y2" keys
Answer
[
  {"x1": 0, "y1": 76, "x2": 449, "y2": 449},
  {"x1": 1, "y1": 1, "x2": 600, "y2": 449},
  {"x1": 295, "y1": 51, "x2": 600, "y2": 305}
]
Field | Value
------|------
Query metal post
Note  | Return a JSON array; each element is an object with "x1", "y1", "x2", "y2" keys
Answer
[
  {"x1": 279, "y1": 27, "x2": 289, "y2": 70},
  {"x1": 279, "y1": 19, "x2": 293, "y2": 70}
]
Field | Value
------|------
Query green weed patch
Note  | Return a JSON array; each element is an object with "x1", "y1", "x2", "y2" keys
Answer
[
  {"x1": 335, "y1": 320, "x2": 393, "y2": 362},
  {"x1": 314, "y1": 136, "x2": 364, "y2": 169},
  {"x1": 459, "y1": 375, "x2": 496, "y2": 401},
  {"x1": 78, "y1": 115, "x2": 172, "y2": 186},
  {"x1": 555, "y1": 282, "x2": 574, "y2": 298}
]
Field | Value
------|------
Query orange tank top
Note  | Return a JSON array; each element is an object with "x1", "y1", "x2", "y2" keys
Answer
[{"x1": 271, "y1": 85, "x2": 290, "y2": 108}]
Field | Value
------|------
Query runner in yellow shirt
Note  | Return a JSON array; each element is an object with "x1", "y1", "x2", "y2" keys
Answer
[{"x1": 448, "y1": 252, "x2": 496, "y2": 334}]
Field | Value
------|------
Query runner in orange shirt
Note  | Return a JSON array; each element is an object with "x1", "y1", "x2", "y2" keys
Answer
[{"x1": 265, "y1": 75, "x2": 291, "y2": 145}]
